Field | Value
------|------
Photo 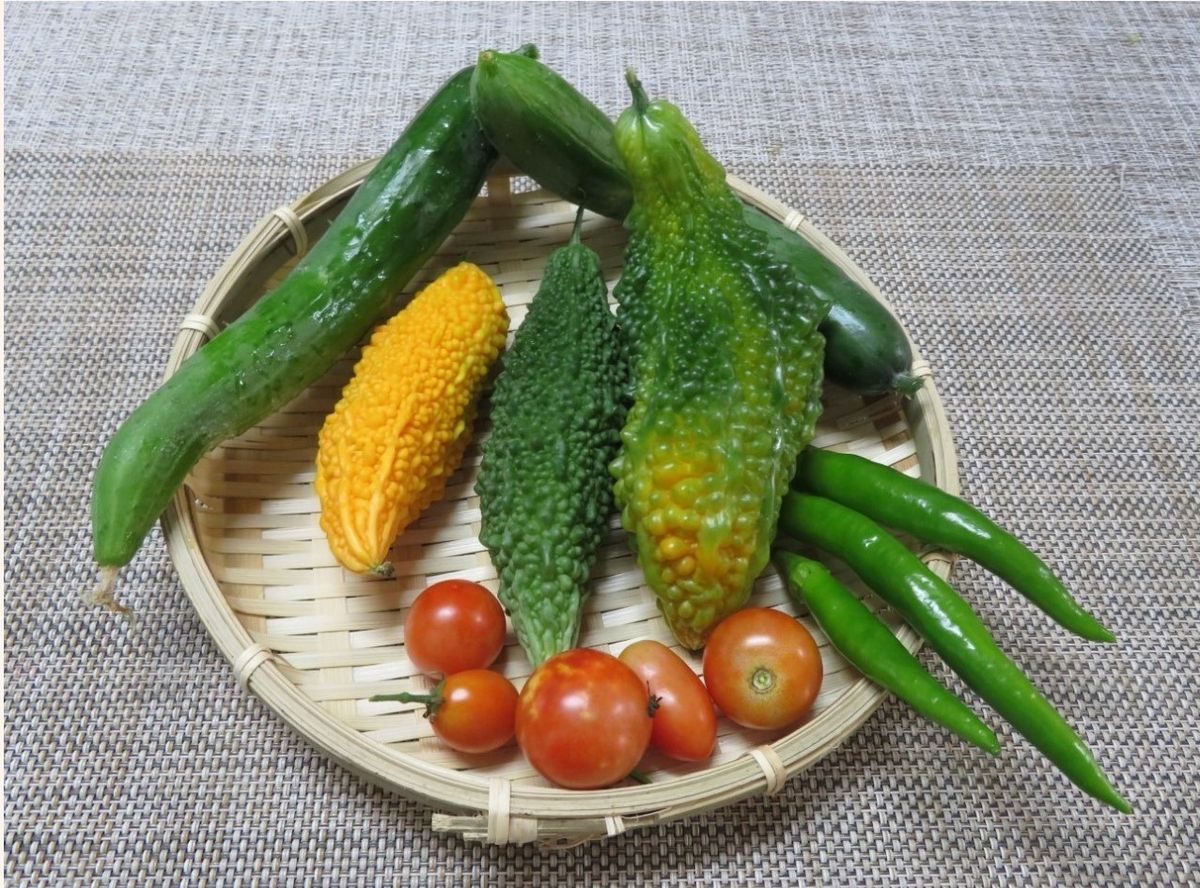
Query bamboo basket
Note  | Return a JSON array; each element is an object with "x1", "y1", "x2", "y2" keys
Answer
[{"x1": 161, "y1": 161, "x2": 956, "y2": 848}]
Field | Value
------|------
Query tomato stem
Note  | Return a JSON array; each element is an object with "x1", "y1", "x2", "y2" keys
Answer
[
  {"x1": 372, "y1": 679, "x2": 446, "y2": 719},
  {"x1": 749, "y1": 666, "x2": 777, "y2": 694},
  {"x1": 627, "y1": 769, "x2": 652, "y2": 784},
  {"x1": 647, "y1": 692, "x2": 662, "y2": 718}
]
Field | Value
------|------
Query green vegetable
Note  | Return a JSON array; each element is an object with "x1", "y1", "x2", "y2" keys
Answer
[
  {"x1": 742, "y1": 214, "x2": 921, "y2": 395},
  {"x1": 476, "y1": 208, "x2": 626, "y2": 666},
  {"x1": 471, "y1": 51, "x2": 631, "y2": 219},
  {"x1": 610, "y1": 72, "x2": 826, "y2": 650},
  {"x1": 795, "y1": 446, "x2": 1115, "y2": 642},
  {"x1": 470, "y1": 49, "x2": 918, "y2": 396},
  {"x1": 89, "y1": 46, "x2": 538, "y2": 611},
  {"x1": 777, "y1": 550, "x2": 1000, "y2": 754},
  {"x1": 779, "y1": 492, "x2": 1131, "y2": 813}
]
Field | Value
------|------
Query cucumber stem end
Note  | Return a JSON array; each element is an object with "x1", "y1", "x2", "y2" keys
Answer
[
  {"x1": 86, "y1": 566, "x2": 136, "y2": 623},
  {"x1": 893, "y1": 373, "x2": 925, "y2": 397}
]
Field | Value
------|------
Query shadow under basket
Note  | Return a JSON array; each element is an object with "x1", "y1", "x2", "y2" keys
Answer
[{"x1": 161, "y1": 162, "x2": 957, "y2": 848}]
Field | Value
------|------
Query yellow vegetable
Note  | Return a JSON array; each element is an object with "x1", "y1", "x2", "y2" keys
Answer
[{"x1": 316, "y1": 262, "x2": 509, "y2": 575}]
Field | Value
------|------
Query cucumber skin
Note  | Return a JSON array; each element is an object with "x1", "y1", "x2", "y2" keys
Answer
[
  {"x1": 472, "y1": 51, "x2": 633, "y2": 220},
  {"x1": 93, "y1": 65, "x2": 500, "y2": 569},
  {"x1": 471, "y1": 51, "x2": 631, "y2": 220},
  {"x1": 742, "y1": 211, "x2": 920, "y2": 396},
  {"x1": 470, "y1": 52, "x2": 919, "y2": 396}
]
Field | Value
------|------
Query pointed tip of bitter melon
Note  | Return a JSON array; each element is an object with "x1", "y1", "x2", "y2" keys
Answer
[{"x1": 369, "y1": 562, "x2": 396, "y2": 579}]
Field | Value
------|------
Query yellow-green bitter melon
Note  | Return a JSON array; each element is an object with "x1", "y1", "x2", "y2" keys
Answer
[{"x1": 610, "y1": 72, "x2": 827, "y2": 650}]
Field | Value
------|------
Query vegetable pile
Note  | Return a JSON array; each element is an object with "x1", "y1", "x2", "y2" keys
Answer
[{"x1": 89, "y1": 46, "x2": 1129, "y2": 814}]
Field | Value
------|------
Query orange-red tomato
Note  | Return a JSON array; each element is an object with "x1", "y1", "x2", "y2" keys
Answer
[
  {"x1": 404, "y1": 579, "x2": 506, "y2": 676},
  {"x1": 425, "y1": 669, "x2": 518, "y2": 753},
  {"x1": 516, "y1": 649, "x2": 653, "y2": 789},
  {"x1": 619, "y1": 640, "x2": 716, "y2": 762},
  {"x1": 702, "y1": 607, "x2": 823, "y2": 730}
]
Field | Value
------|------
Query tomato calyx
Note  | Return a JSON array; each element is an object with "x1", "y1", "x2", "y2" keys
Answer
[
  {"x1": 371, "y1": 680, "x2": 447, "y2": 720},
  {"x1": 647, "y1": 688, "x2": 662, "y2": 718},
  {"x1": 749, "y1": 666, "x2": 777, "y2": 695}
]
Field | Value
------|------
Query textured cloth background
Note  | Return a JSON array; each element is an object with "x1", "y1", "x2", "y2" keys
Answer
[{"x1": 5, "y1": 3, "x2": 1199, "y2": 885}]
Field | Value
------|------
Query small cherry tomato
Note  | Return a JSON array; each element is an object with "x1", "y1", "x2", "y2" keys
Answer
[
  {"x1": 516, "y1": 649, "x2": 654, "y2": 789},
  {"x1": 374, "y1": 669, "x2": 518, "y2": 754},
  {"x1": 619, "y1": 640, "x2": 716, "y2": 762},
  {"x1": 404, "y1": 579, "x2": 506, "y2": 675},
  {"x1": 702, "y1": 607, "x2": 823, "y2": 730}
]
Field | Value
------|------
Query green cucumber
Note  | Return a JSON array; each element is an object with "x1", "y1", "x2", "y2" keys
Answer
[
  {"x1": 742, "y1": 213, "x2": 922, "y2": 396},
  {"x1": 90, "y1": 46, "x2": 537, "y2": 610},
  {"x1": 470, "y1": 55, "x2": 631, "y2": 220},
  {"x1": 471, "y1": 50, "x2": 921, "y2": 396}
]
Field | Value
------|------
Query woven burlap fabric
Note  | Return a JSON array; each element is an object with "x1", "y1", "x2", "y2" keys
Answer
[{"x1": 5, "y1": 3, "x2": 1199, "y2": 885}]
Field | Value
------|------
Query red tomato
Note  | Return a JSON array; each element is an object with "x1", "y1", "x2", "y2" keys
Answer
[
  {"x1": 619, "y1": 640, "x2": 716, "y2": 762},
  {"x1": 516, "y1": 649, "x2": 654, "y2": 789},
  {"x1": 702, "y1": 608, "x2": 823, "y2": 730},
  {"x1": 405, "y1": 579, "x2": 506, "y2": 675},
  {"x1": 423, "y1": 669, "x2": 518, "y2": 753}
]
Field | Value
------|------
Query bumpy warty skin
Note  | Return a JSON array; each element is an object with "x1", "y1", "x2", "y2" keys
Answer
[
  {"x1": 476, "y1": 242, "x2": 626, "y2": 666},
  {"x1": 611, "y1": 87, "x2": 826, "y2": 650},
  {"x1": 316, "y1": 262, "x2": 509, "y2": 575}
]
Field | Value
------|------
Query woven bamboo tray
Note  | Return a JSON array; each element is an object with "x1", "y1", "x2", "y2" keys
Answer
[{"x1": 161, "y1": 161, "x2": 957, "y2": 848}]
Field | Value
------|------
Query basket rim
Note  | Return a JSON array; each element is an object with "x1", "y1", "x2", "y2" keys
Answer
[{"x1": 160, "y1": 163, "x2": 959, "y2": 839}]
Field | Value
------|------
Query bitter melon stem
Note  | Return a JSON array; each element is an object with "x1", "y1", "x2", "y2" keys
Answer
[
  {"x1": 569, "y1": 205, "x2": 585, "y2": 246},
  {"x1": 625, "y1": 69, "x2": 649, "y2": 114}
]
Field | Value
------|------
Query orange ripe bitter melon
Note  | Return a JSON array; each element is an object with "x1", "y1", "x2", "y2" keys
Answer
[{"x1": 316, "y1": 262, "x2": 508, "y2": 576}]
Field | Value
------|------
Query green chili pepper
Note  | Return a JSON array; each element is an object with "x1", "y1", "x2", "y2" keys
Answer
[
  {"x1": 779, "y1": 492, "x2": 1131, "y2": 813},
  {"x1": 777, "y1": 551, "x2": 1000, "y2": 755},
  {"x1": 795, "y1": 447, "x2": 1115, "y2": 643}
]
